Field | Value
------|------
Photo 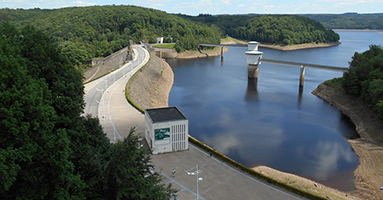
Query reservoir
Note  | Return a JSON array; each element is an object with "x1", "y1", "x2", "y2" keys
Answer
[{"x1": 166, "y1": 31, "x2": 383, "y2": 191}]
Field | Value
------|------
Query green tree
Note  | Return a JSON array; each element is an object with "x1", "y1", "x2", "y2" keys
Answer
[
  {"x1": 1, "y1": 5, "x2": 223, "y2": 66},
  {"x1": 102, "y1": 128, "x2": 176, "y2": 200},
  {"x1": 342, "y1": 45, "x2": 383, "y2": 120},
  {"x1": 1, "y1": 22, "x2": 176, "y2": 199},
  {"x1": 0, "y1": 22, "x2": 84, "y2": 199}
]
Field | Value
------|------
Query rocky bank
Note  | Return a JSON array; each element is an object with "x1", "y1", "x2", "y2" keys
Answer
[{"x1": 312, "y1": 83, "x2": 383, "y2": 200}]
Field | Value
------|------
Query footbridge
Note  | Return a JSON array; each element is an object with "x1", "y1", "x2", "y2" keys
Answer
[
  {"x1": 260, "y1": 58, "x2": 348, "y2": 72},
  {"x1": 200, "y1": 42, "x2": 349, "y2": 88},
  {"x1": 199, "y1": 43, "x2": 247, "y2": 48},
  {"x1": 199, "y1": 43, "x2": 248, "y2": 59}
]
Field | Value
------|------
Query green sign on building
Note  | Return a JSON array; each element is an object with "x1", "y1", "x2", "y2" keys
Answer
[{"x1": 155, "y1": 128, "x2": 170, "y2": 141}]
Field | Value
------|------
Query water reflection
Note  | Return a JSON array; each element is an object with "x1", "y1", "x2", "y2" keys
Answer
[
  {"x1": 338, "y1": 114, "x2": 360, "y2": 139},
  {"x1": 298, "y1": 86, "x2": 304, "y2": 107},
  {"x1": 166, "y1": 31, "x2": 383, "y2": 191},
  {"x1": 245, "y1": 78, "x2": 258, "y2": 101}
]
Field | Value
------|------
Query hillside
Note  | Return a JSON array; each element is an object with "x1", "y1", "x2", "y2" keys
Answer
[
  {"x1": 0, "y1": 5, "x2": 223, "y2": 67},
  {"x1": 303, "y1": 13, "x2": 383, "y2": 30},
  {"x1": 179, "y1": 14, "x2": 340, "y2": 45}
]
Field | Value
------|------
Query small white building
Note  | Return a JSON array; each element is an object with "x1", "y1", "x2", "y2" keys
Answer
[
  {"x1": 156, "y1": 37, "x2": 164, "y2": 44},
  {"x1": 145, "y1": 107, "x2": 188, "y2": 154}
]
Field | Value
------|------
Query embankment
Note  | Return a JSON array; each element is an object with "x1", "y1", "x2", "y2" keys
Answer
[
  {"x1": 153, "y1": 46, "x2": 226, "y2": 59},
  {"x1": 222, "y1": 36, "x2": 341, "y2": 51},
  {"x1": 312, "y1": 83, "x2": 383, "y2": 200},
  {"x1": 127, "y1": 54, "x2": 173, "y2": 109},
  {"x1": 259, "y1": 42, "x2": 341, "y2": 51}
]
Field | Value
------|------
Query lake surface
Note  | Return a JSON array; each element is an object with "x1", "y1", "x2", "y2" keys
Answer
[{"x1": 166, "y1": 31, "x2": 383, "y2": 191}]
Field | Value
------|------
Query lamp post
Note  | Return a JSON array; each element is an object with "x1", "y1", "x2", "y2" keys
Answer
[{"x1": 185, "y1": 165, "x2": 203, "y2": 200}]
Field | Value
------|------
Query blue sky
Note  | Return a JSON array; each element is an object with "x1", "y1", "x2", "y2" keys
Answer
[{"x1": 1, "y1": 0, "x2": 382, "y2": 15}]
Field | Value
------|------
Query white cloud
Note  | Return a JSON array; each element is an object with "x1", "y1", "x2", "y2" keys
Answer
[
  {"x1": 153, "y1": 3, "x2": 164, "y2": 7},
  {"x1": 305, "y1": 140, "x2": 356, "y2": 180},
  {"x1": 71, "y1": 1, "x2": 96, "y2": 6}
]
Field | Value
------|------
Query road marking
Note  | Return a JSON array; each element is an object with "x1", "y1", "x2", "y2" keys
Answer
[{"x1": 154, "y1": 166, "x2": 207, "y2": 200}]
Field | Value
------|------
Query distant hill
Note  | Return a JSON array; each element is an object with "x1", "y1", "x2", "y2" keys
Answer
[
  {"x1": 302, "y1": 13, "x2": 383, "y2": 30},
  {"x1": 0, "y1": 5, "x2": 223, "y2": 67},
  {"x1": 180, "y1": 14, "x2": 340, "y2": 45}
]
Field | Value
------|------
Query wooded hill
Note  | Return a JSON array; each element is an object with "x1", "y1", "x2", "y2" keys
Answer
[
  {"x1": 0, "y1": 5, "x2": 223, "y2": 68},
  {"x1": 180, "y1": 14, "x2": 340, "y2": 45},
  {"x1": 1, "y1": 5, "x2": 345, "y2": 67},
  {"x1": 302, "y1": 13, "x2": 383, "y2": 30}
]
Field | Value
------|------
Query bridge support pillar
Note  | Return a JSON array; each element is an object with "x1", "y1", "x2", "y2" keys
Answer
[
  {"x1": 221, "y1": 46, "x2": 224, "y2": 59},
  {"x1": 299, "y1": 65, "x2": 305, "y2": 87},
  {"x1": 248, "y1": 64, "x2": 259, "y2": 79}
]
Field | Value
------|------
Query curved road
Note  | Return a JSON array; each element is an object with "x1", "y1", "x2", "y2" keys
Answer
[{"x1": 83, "y1": 46, "x2": 304, "y2": 200}]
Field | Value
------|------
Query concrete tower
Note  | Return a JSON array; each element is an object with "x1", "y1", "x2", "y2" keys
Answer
[{"x1": 245, "y1": 42, "x2": 263, "y2": 79}]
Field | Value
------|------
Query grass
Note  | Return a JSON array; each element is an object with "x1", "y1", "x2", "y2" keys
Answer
[
  {"x1": 220, "y1": 36, "x2": 247, "y2": 44},
  {"x1": 152, "y1": 43, "x2": 175, "y2": 49},
  {"x1": 324, "y1": 77, "x2": 343, "y2": 88}
]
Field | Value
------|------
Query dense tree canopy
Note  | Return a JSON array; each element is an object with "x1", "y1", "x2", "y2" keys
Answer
[
  {"x1": 342, "y1": 45, "x2": 383, "y2": 119},
  {"x1": 0, "y1": 22, "x2": 175, "y2": 199},
  {"x1": 0, "y1": 5, "x2": 223, "y2": 67},
  {"x1": 184, "y1": 14, "x2": 339, "y2": 45},
  {"x1": 303, "y1": 13, "x2": 383, "y2": 30}
]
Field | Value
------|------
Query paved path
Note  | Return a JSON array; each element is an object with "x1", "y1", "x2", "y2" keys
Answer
[
  {"x1": 83, "y1": 46, "x2": 304, "y2": 200},
  {"x1": 151, "y1": 145, "x2": 302, "y2": 200},
  {"x1": 84, "y1": 45, "x2": 147, "y2": 118}
]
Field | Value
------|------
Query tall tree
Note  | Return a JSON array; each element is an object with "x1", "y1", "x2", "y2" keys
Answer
[
  {"x1": 0, "y1": 21, "x2": 84, "y2": 199},
  {"x1": 101, "y1": 128, "x2": 176, "y2": 200},
  {"x1": 342, "y1": 45, "x2": 383, "y2": 119},
  {"x1": 0, "y1": 22, "x2": 176, "y2": 199}
]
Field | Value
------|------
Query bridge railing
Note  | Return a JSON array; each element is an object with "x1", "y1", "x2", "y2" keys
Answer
[
  {"x1": 199, "y1": 43, "x2": 349, "y2": 72},
  {"x1": 261, "y1": 58, "x2": 348, "y2": 72}
]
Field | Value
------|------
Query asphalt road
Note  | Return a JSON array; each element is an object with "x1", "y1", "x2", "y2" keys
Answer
[
  {"x1": 83, "y1": 46, "x2": 304, "y2": 200},
  {"x1": 84, "y1": 45, "x2": 147, "y2": 117}
]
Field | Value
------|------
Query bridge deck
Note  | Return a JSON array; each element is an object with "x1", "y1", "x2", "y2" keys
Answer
[
  {"x1": 261, "y1": 58, "x2": 348, "y2": 71},
  {"x1": 199, "y1": 43, "x2": 349, "y2": 71},
  {"x1": 199, "y1": 43, "x2": 247, "y2": 47}
]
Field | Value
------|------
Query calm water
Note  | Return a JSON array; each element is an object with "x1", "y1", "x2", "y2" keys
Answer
[{"x1": 167, "y1": 31, "x2": 383, "y2": 191}]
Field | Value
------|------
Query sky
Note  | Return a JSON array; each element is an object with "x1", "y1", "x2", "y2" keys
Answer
[{"x1": 1, "y1": 0, "x2": 382, "y2": 16}]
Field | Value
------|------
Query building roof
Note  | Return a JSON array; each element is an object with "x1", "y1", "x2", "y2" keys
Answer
[{"x1": 146, "y1": 107, "x2": 188, "y2": 123}]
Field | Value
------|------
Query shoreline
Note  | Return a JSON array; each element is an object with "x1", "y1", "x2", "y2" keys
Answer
[
  {"x1": 333, "y1": 29, "x2": 383, "y2": 32},
  {"x1": 223, "y1": 36, "x2": 342, "y2": 51},
  {"x1": 154, "y1": 37, "x2": 342, "y2": 60},
  {"x1": 259, "y1": 41, "x2": 341, "y2": 51},
  {"x1": 312, "y1": 83, "x2": 383, "y2": 200}
]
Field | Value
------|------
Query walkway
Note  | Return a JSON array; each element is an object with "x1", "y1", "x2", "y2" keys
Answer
[
  {"x1": 83, "y1": 46, "x2": 304, "y2": 200},
  {"x1": 199, "y1": 43, "x2": 348, "y2": 71},
  {"x1": 261, "y1": 58, "x2": 348, "y2": 71}
]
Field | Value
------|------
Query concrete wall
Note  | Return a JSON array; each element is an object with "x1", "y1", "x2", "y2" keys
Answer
[
  {"x1": 90, "y1": 46, "x2": 129, "y2": 71},
  {"x1": 153, "y1": 47, "x2": 178, "y2": 59},
  {"x1": 84, "y1": 45, "x2": 133, "y2": 81}
]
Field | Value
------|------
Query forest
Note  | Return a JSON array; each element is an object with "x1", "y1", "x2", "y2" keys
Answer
[
  {"x1": 0, "y1": 6, "x2": 345, "y2": 68},
  {"x1": 0, "y1": 22, "x2": 175, "y2": 199},
  {"x1": 180, "y1": 14, "x2": 340, "y2": 45},
  {"x1": 303, "y1": 13, "x2": 383, "y2": 30},
  {"x1": 0, "y1": 5, "x2": 223, "y2": 68},
  {"x1": 341, "y1": 45, "x2": 383, "y2": 120}
]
